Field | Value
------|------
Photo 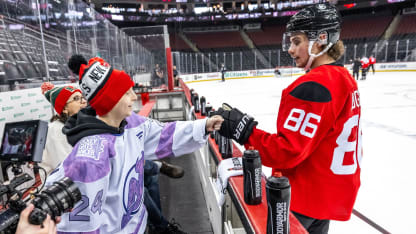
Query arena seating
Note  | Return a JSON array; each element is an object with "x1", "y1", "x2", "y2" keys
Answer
[
  {"x1": 185, "y1": 31, "x2": 247, "y2": 50},
  {"x1": 1, "y1": 3, "x2": 415, "y2": 82},
  {"x1": 170, "y1": 34, "x2": 191, "y2": 51},
  {"x1": 246, "y1": 25, "x2": 286, "y2": 46},
  {"x1": 171, "y1": 9, "x2": 416, "y2": 70},
  {"x1": 393, "y1": 14, "x2": 416, "y2": 37},
  {"x1": 340, "y1": 14, "x2": 393, "y2": 40},
  {"x1": 0, "y1": 15, "x2": 96, "y2": 88}
]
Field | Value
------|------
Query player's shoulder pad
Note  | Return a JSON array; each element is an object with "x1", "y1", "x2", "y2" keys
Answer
[{"x1": 289, "y1": 81, "x2": 332, "y2": 103}]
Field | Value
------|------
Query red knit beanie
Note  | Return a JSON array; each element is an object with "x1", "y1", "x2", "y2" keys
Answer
[
  {"x1": 41, "y1": 82, "x2": 81, "y2": 115},
  {"x1": 68, "y1": 56, "x2": 134, "y2": 116}
]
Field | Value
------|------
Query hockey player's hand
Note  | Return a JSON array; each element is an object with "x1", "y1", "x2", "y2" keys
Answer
[
  {"x1": 206, "y1": 115, "x2": 224, "y2": 133},
  {"x1": 213, "y1": 103, "x2": 257, "y2": 144}
]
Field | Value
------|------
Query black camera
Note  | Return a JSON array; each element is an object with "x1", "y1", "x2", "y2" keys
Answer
[
  {"x1": 0, "y1": 176, "x2": 81, "y2": 233},
  {"x1": 0, "y1": 120, "x2": 82, "y2": 233}
]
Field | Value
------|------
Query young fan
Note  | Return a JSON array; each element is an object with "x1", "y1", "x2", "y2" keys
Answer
[
  {"x1": 40, "y1": 81, "x2": 185, "y2": 233},
  {"x1": 45, "y1": 55, "x2": 223, "y2": 233}
]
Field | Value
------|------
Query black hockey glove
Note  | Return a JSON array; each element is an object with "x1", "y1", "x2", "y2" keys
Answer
[{"x1": 213, "y1": 103, "x2": 257, "y2": 145}]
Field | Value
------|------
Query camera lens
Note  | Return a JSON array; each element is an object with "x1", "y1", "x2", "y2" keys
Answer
[{"x1": 29, "y1": 177, "x2": 81, "y2": 224}]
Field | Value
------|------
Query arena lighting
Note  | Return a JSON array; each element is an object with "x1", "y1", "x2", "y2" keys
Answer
[
  {"x1": 111, "y1": 14, "x2": 124, "y2": 21},
  {"x1": 8, "y1": 24, "x2": 24, "y2": 30},
  {"x1": 344, "y1": 3, "x2": 356, "y2": 9},
  {"x1": 102, "y1": 6, "x2": 125, "y2": 13},
  {"x1": 194, "y1": 6, "x2": 210, "y2": 14}
]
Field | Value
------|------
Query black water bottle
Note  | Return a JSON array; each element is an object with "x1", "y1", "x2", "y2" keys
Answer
[
  {"x1": 200, "y1": 96, "x2": 207, "y2": 116},
  {"x1": 193, "y1": 93, "x2": 200, "y2": 113},
  {"x1": 208, "y1": 109, "x2": 215, "y2": 139},
  {"x1": 266, "y1": 172, "x2": 291, "y2": 234},
  {"x1": 242, "y1": 148, "x2": 262, "y2": 205},
  {"x1": 217, "y1": 133, "x2": 223, "y2": 152},
  {"x1": 220, "y1": 136, "x2": 233, "y2": 159},
  {"x1": 210, "y1": 130, "x2": 215, "y2": 139},
  {"x1": 214, "y1": 130, "x2": 220, "y2": 145},
  {"x1": 205, "y1": 102, "x2": 213, "y2": 114},
  {"x1": 190, "y1": 89, "x2": 195, "y2": 106}
]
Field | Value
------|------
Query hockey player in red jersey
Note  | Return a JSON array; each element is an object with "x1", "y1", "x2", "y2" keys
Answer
[
  {"x1": 361, "y1": 56, "x2": 370, "y2": 80},
  {"x1": 214, "y1": 3, "x2": 362, "y2": 234},
  {"x1": 369, "y1": 55, "x2": 376, "y2": 74}
]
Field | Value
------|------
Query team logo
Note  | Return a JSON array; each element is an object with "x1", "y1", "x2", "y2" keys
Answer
[
  {"x1": 234, "y1": 115, "x2": 250, "y2": 140},
  {"x1": 136, "y1": 131, "x2": 143, "y2": 140},
  {"x1": 76, "y1": 136, "x2": 106, "y2": 160},
  {"x1": 232, "y1": 158, "x2": 242, "y2": 170},
  {"x1": 121, "y1": 152, "x2": 144, "y2": 229}
]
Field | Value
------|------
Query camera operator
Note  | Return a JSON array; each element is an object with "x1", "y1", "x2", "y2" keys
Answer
[{"x1": 16, "y1": 204, "x2": 59, "y2": 234}]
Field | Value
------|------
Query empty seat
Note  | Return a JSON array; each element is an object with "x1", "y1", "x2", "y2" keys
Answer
[
  {"x1": 0, "y1": 63, "x2": 7, "y2": 84},
  {"x1": 3, "y1": 62, "x2": 25, "y2": 81},
  {"x1": 17, "y1": 63, "x2": 40, "y2": 79}
]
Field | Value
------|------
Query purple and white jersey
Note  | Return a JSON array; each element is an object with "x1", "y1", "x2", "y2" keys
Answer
[{"x1": 46, "y1": 113, "x2": 208, "y2": 234}]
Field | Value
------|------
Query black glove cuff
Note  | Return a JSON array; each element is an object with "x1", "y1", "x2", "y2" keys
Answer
[{"x1": 238, "y1": 120, "x2": 257, "y2": 144}]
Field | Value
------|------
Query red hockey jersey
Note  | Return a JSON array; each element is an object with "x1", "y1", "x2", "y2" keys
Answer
[
  {"x1": 246, "y1": 64, "x2": 362, "y2": 221},
  {"x1": 369, "y1": 56, "x2": 376, "y2": 65},
  {"x1": 361, "y1": 57, "x2": 370, "y2": 69}
]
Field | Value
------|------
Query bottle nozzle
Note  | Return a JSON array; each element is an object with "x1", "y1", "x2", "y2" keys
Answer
[
  {"x1": 273, "y1": 171, "x2": 282, "y2": 177},
  {"x1": 248, "y1": 146, "x2": 254, "y2": 150}
]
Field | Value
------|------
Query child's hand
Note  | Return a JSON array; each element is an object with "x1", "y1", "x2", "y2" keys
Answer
[{"x1": 206, "y1": 115, "x2": 224, "y2": 132}]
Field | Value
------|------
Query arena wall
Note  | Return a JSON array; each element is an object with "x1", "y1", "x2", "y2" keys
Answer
[{"x1": 181, "y1": 62, "x2": 416, "y2": 83}]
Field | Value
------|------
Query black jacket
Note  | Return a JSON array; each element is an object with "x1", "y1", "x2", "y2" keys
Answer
[
  {"x1": 353, "y1": 60, "x2": 361, "y2": 71},
  {"x1": 220, "y1": 66, "x2": 227, "y2": 73}
]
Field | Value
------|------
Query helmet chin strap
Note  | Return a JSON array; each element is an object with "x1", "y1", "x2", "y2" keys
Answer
[{"x1": 304, "y1": 40, "x2": 333, "y2": 71}]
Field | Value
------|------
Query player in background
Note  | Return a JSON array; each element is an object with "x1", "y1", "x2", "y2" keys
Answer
[
  {"x1": 352, "y1": 57, "x2": 361, "y2": 80},
  {"x1": 214, "y1": 4, "x2": 362, "y2": 234},
  {"x1": 361, "y1": 56, "x2": 369, "y2": 80},
  {"x1": 369, "y1": 55, "x2": 376, "y2": 75},
  {"x1": 220, "y1": 63, "x2": 227, "y2": 82},
  {"x1": 274, "y1": 65, "x2": 282, "y2": 77}
]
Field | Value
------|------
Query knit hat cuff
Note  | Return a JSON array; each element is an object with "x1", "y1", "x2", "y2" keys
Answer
[
  {"x1": 54, "y1": 89, "x2": 81, "y2": 115},
  {"x1": 89, "y1": 69, "x2": 134, "y2": 116}
]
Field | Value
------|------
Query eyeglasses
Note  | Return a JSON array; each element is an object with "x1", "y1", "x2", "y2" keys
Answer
[{"x1": 67, "y1": 95, "x2": 86, "y2": 104}]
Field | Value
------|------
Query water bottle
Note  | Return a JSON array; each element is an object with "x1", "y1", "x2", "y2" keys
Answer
[
  {"x1": 220, "y1": 136, "x2": 233, "y2": 159},
  {"x1": 266, "y1": 172, "x2": 291, "y2": 234},
  {"x1": 190, "y1": 89, "x2": 195, "y2": 106},
  {"x1": 193, "y1": 93, "x2": 200, "y2": 113},
  {"x1": 200, "y1": 96, "x2": 207, "y2": 116},
  {"x1": 205, "y1": 102, "x2": 213, "y2": 114},
  {"x1": 210, "y1": 130, "x2": 215, "y2": 140},
  {"x1": 242, "y1": 148, "x2": 262, "y2": 205},
  {"x1": 217, "y1": 133, "x2": 223, "y2": 152},
  {"x1": 208, "y1": 109, "x2": 215, "y2": 139}
]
